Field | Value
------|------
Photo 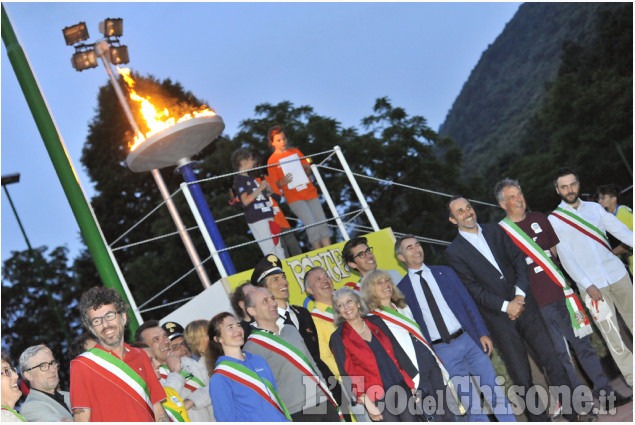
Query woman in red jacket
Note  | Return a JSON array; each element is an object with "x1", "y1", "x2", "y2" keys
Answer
[
  {"x1": 329, "y1": 288, "x2": 423, "y2": 422},
  {"x1": 266, "y1": 125, "x2": 331, "y2": 250}
]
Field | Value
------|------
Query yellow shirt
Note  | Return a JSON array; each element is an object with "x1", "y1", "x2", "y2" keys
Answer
[
  {"x1": 616, "y1": 205, "x2": 633, "y2": 273},
  {"x1": 311, "y1": 301, "x2": 340, "y2": 379},
  {"x1": 163, "y1": 387, "x2": 191, "y2": 422}
]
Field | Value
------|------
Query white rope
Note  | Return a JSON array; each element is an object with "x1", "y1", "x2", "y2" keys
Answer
[
  {"x1": 315, "y1": 163, "x2": 498, "y2": 208},
  {"x1": 138, "y1": 296, "x2": 196, "y2": 314}
]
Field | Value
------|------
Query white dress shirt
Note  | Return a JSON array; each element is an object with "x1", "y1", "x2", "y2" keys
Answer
[
  {"x1": 459, "y1": 224, "x2": 525, "y2": 312},
  {"x1": 549, "y1": 199, "x2": 632, "y2": 290},
  {"x1": 382, "y1": 303, "x2": 421, "y2": 388},
  {"x1": 407, "y1": 265, "x2": 462, "y2": 341}
]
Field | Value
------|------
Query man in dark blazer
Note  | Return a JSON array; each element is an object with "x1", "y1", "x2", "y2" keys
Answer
[
  {"x1": 445, "y1": 197, "x2": 584, "y2": 422},
  {"x1": 395, "y1": 235, "x2": 516, "y2": 422}
]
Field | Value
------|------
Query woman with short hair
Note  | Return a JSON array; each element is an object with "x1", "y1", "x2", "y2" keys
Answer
[{"x1": 329, "y1": 288, "x2": 422, "y2": 422}]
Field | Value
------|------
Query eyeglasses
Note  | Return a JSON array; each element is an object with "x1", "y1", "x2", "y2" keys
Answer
[
  {"x1": 23, "y1": 360, "x2": 59, "y2": 373},
  {"x1": 353, "y1": 247, "x2": 373, "y2": 260},
  {"x1": 90, "y1": 311, "x2": 119, "y2": 327},
  {"x1": 1, "y1": 367, "x2": 16, "y2": 377}
]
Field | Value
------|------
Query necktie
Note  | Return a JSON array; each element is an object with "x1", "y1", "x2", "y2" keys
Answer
[
  {"x1": 416, "y1": 270, "x2": 451, "y2": 343},
  {"x1": 283, "y1": 310, "x2": 294, "y2": 326}
]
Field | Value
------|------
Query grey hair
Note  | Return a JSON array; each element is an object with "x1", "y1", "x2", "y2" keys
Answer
[
  {"x1": 332, "y1": 287, "x2": 370, "y2": 327},
  {"x1": 494, "y1": 178, "x2": 522, "y2": 204},
  {"x1": 394, "y1": 234, "x2": 417, "y2": 258},
  {"x1": 19, "y1": 344, "x2": 50, "y2": 375}
]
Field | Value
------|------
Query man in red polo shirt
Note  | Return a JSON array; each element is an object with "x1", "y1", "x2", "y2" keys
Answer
[{"x1": 70, "y1": 287, "x2": 168, "y2": 421}]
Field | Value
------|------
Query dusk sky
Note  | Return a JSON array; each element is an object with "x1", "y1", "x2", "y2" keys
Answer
[{"x1": 1, "y1": 1, "x2": 521, "y2": 265}]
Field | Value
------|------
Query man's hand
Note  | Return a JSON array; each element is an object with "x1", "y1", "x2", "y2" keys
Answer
[
  {"x1": 166, "y1": 351, "x2": 181, "y2": 373},
  {"x1": 184, "y1": 400, "x2": 195, "y2": 410},
  {"x1": 586, "y1": 285, "x2": 604, "y2": 302},
  {"x1": 506, "y1": 297, "x2": 525, "y2": 319},
  {"x1": 72, "y1": 408, "x2": 91, "y2": 422},
  {"x1": 480, "y1": 335, "x2": 493, "y2": 356},
  {"x1": 153, "y1": 403, "x2": 170, "y2": 422},
  {"x1": 362, "y1": 394, "x2": 383, "y2": 421}
]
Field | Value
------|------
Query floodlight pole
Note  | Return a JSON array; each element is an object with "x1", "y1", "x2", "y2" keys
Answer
[
  {"x1": 1, "y1": 4, "x2": 141, "y2": 331},
  {"x1": 94, "y1": 41, "x2": 213, "y2": 289},
  {"x1": 2, "y1": 175, "x2": 72, "y2": 345}
]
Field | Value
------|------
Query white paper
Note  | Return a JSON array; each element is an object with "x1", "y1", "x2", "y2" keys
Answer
[{"x1": 280, "y1": 153, "x2": 310, "y2": 190}]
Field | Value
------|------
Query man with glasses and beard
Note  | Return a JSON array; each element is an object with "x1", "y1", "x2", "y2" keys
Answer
[
  {"x1": 549, "y1": 167, "x2": 633, "y2": 389},
  {"x1": 70, "y1": 287, "x2": 169, "y2": 422},
  {"x1": 19, "y1": 345, "x2": 72, "y2": 421}
]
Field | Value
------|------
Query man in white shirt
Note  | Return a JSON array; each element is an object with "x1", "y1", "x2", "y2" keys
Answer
[{"x1": 548, "y1": 167, "x2": 633, "y2": 388}]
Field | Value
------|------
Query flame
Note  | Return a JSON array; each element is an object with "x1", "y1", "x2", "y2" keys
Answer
[{"x1": 117, "y1": 67, "x2": 216, "y2": 151}]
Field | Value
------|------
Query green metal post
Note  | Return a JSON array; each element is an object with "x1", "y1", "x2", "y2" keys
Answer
[{"x1": 1, "y1": 4, "x2": 140, "y2": 332}]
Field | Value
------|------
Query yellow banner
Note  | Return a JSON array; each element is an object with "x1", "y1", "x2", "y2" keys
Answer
[{"x1": 225, "y1": 228, "x2": 406, "y2": 309}]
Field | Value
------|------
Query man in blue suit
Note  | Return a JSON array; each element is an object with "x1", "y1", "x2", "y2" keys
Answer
[{"x1": 395, "y1": 235, "x2": 516, "y2": 422}]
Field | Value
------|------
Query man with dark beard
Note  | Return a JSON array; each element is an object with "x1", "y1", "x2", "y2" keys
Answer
[
  {"x1": 548, "y1": 168, "x2": 633, "y2": 389},
  {"x1": 70, "y1": 287, "x2": 169, "y2": 422}
]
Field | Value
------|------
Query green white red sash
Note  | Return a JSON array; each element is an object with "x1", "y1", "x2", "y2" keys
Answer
[
  {"x1": 159, "y1": 365, "x2": 206, "y2": 392},
  {"x1": 248, "y1": 330, "x2": 344, "y2": 421},
  {"x1": 499, "y1": 217, "x2": 591, "y2": 337},
  {"x1": 311, "y1": 305, "x2": 334, "y2": 323},
  {"x1": 551, "y1": 207, "x2": 611, "y2": 251},
  {"x1": 214, "y1": 359, "x2": 291, "y2": 421},
  {"x1": 77, "y1": 347, "x2": 154, "y2": 419},
  {"x1": 344, "y1": 281, "x2": 361, "y2": 292},
  {"x1": 163, "y1": 404, "x2": 187, "y2": 422},
  {"x1": 1, "y1": 406, "x2": 26, "y2": 422},
  {"x1": 371, "y1": 306, "x2": 466, "y2": 415}
]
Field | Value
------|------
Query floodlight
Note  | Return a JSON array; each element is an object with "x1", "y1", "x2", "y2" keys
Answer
[
  {"x1": 71, "y1": 49, "x2": 98, "y2": 71},
  {"x1": 1, "y1": 173, "x2": 20, "y2": 186},
  {"x1": 99, "y1": 18, "x2": 123, "y2": 37},
  {"x1": 109, "y1": 45, "x2": 129, "y2": 65},
  {"x1": 62, "y1": 22, "x2": 90, "y2": 45}
]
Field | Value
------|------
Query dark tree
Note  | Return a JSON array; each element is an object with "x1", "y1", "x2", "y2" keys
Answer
[{"x1": 1, "y1": 246, "x2": 91, "y2": 389}]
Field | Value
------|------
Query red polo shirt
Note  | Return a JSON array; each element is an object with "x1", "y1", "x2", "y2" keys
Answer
[{"x1": 70, "y1": 343, "x2": 166, "y2": 421}]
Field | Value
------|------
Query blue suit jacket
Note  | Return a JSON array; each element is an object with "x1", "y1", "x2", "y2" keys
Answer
[{"x1": 397, "y1": 265, "x2": 490, "y2": 347}]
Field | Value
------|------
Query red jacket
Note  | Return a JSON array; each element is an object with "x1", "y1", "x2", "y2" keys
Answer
[{"x1": 331, "y1": 316, "x2": 415, "y2": 401}]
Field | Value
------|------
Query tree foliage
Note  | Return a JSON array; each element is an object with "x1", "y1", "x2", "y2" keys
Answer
[
  {"x1": 1, "y1": 246, "x2": 91, "y2": 388},
  {"x1": 498, "y1": 3, "x2": 633, "y2": 214}
]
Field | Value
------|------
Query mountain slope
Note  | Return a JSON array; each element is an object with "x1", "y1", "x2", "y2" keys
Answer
[{"x1": 438, "y1": 2, "x2": 623, "y2": 176}]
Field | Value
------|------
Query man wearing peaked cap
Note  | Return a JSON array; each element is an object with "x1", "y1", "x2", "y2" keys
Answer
[
  {"x1": 161, "y1": 321, "x2": 191, "y2": 359},
  {"x1": 250, "y1": 254, "x2": 333, "y2": 383}
]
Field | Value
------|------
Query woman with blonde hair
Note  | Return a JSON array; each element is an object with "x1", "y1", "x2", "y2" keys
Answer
[
  {"x1": 184, "y1": 319, "x2": 212, "y2": 376},
  {"x1": 361, "y1": 269, "x2": 460, "y2": 421}
]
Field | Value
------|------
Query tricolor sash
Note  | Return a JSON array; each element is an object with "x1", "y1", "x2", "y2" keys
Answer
[
  {"x1": 499, "y1": 217, "x2": 591, "y2": 337},
  {"x1": 311, "y1": 306, "x2": 334, "y2": 323},
  {"x1": 371, "y1": 306, "x2": 465, "y2": 415},
  {"x1": 344, "y1": 281, "x2": 361, "y2": 292},
  {"x1": 159, "y1": 366, "x2": 206, "y2": 392},
  {"x1": 1, "y1": 406, "x2": 26, "y2": 422},
  {"x1": 164, "y1": 404, "x2": 187, "y2": 422},
  {"x1": 214, "y1": 359, "x2": 291, "y2": 421},
  {"x1": 77, "y1": 347, "x2": 154, "y2": 419},
  {"x1": 248, "y1": 330, "x2": 344, "y2": 421},
  {"x1": 551, "y1": 207, "x2": 611, "y2": 251}
]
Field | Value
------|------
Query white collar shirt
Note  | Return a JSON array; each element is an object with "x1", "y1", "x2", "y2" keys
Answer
[
  {"x1": 407, "y1": 265, "x2": 462, "y2": 341},
  {"x1": 548, "y1": 199, "x2": 632, "y2": 289}
]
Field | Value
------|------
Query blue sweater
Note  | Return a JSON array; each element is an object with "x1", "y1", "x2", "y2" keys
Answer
[{"x1": 209, "y1": 351, "x2": 289, "y2": 422}]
